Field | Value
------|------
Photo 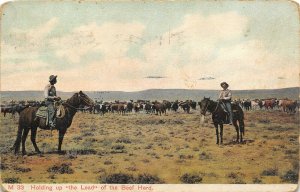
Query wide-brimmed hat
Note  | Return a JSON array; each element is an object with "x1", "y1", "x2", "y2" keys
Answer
[
  {"x1": 49, "y1": 75, "x2": 57, "y2": 82},
  {"x1": 220, "y1": 82, "x2": 229, "y2": 87}
]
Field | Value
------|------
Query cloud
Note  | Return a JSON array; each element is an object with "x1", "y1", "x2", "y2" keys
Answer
[
  {"x1": 2, "y1": 18, "x2": 59, "y2": 61},
  {"x1": 1, "y1": 61, "x2": 57, "y2": 91},
  {"x1": 199, "y1": 77, "x2": 215, "y2": 80},
  {"x1": 210, "y1": 40, "x2": 299, "y2": 89},
  {"x1": 50, "y1": 22, "x2": 145, "y2": 63},
  {"x1": 140, "y1": 12, "x2": 298, "y2": 90},
  {"x1": 144, "y1": 76, "x2": 167, "y2": 79},
  {"x1": 2, "y1": 60, "x2": 49, "y2": 74},
  {"x1": 1, "y1": 20, "x2": 148, "y2": 91},
  {"x1": 1, "y1": 12, "x2": 298, "y2": 91},
  {"x1": 141, "y1": 12, "x2": 248, "y2": 88}
]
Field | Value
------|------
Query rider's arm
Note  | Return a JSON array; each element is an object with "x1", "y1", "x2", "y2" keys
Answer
[{"x1": 223, "y1": 90, "x2": 232, "y2": 100}]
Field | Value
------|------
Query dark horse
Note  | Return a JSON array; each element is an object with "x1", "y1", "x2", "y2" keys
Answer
[
  {"x1": 199, "y1": 97, "x2": 245, "y2": 144},
  {"x1": 13, "y1": 91, "x2": 94, "y2": 156}
]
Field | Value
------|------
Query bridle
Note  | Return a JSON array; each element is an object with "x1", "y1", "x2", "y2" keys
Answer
[
  {"x1": 200, "y1": 100, "x2": 219, "y2": 116},
  {"x1": 62, "y1": 102, "x2": 81, "y2": 111},
  {"x1": 201, "y1": 101, "x2": 210, "y2": 116},
  {"x1": 62, "y1": 93, "x2": 94, "y2": 111}
]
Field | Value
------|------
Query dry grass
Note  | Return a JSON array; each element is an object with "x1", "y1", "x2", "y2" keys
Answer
[{"x1": 0, "y1": 110, "x2": 298, "y2": 183}]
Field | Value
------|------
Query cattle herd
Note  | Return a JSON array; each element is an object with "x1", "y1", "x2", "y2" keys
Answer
[
  {"x1": 1, "y1": 97, "x2": 299, "y2": 118},
  {"x1": 82, "y1": 100, "x2": 197, "y2": 116},
  {"x1": 238, "y1": 98, "x2": 299, "y2": 113}
]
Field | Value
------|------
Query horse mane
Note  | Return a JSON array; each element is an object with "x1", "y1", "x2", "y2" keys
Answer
[{"x1": 65, "y1": 93, "x2": 79, "y2": 105}]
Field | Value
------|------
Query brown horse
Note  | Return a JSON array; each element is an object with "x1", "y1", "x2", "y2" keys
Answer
[
  {"x1": 199, "y1": 97, "x2": 245, "y2": 144},
  {"x1": 13, "y1": 91, "x2": 94, "y2": 156}
]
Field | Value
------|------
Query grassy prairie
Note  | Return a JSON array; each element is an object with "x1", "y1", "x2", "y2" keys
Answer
[{"x1": 0, "y1": 110, "x2": 298, "y2": 184}]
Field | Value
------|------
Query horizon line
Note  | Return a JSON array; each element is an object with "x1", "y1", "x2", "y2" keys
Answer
[{"x1": 1, "y1": 86, "x2": 299, "y2": 93}]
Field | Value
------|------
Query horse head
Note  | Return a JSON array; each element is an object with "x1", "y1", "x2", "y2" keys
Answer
[
  {"x1": 78, "y1": 91, "x2": 95, "y2": 107},
  {"x1": 68, "y1": 91, "x2": 95, "y2": 108},
  {"x1": 199, "y1": 97, "x2": 211, "y2": 115}
]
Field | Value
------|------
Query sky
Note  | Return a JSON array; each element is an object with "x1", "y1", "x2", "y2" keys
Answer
[{"x1": 1, "y1": 1, "x2": 299, "y2": 91}]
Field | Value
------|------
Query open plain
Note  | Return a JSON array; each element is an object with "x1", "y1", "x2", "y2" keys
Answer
[{"x1": 0, "y1": 109, "x2": 298, "y2": 184}]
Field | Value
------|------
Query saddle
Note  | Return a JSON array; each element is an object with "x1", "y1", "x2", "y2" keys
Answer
[
  {"x1": 219, "y1": 101, "x2": 238, "y2": 113},
  {"x1": 36, "y1": 104, "x2": 65, "y2": 124},
  {"x1": 218, "y1": 101, "x2": 238, "y2": 124}
]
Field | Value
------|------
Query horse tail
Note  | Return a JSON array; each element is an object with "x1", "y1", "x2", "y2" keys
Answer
[
  {"x1": 12, "y1": 118, "x2": 24, "y2": 154},
  {"x1": 239, "y1": 108, "x2": 245, "y2": 136}
]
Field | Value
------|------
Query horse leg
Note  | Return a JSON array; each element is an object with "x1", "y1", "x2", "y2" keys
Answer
[
  {"x1": 21, "y1": 128, "x2": 30, "y2": 156},
  {"x1": 240, "y1": 125, "x2": 243, "y2": 143},
  {"x1": 238, "y1": 113, "x2": 245, "y2": 143},
  {"x1": 220, "y1": 124, "x2": 223, "y2": 144},
  {"x1": 30, "y1": 127, "x2": 41, "y2": 154},
  {"x1": 214, "y1": 124, "x2": 219, "y2": 145},
  {"x1": 13, "y1": 124, "x2": 23, "y2": 155},
  {"x1": 58, "y1": 129, "x2": 66, "y2": 153},
  {"x1": 233, "y1": 121, "x2": 239, "y2": 143}
]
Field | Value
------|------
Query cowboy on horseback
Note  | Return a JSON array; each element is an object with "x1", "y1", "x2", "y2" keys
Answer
[
  {"x1": 219, "y1": 82, "x2": 233, "y2": 125},
  {"x1": 44, "y1": 75, "x2": 60, "y2": 130}
]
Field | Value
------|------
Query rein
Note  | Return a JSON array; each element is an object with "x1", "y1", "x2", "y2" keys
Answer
[
  {"x1": 61, "y1": 93, "x2": 94, "y2": 111},
  {"x1": 62, "y1": 102, "x2": 91, "y2": 111},
  {"x1": 202, "y1": 100, "x2": 219, "y2": 116},
  {"x1": 62, "y1": 102, "x2": 79, "y2": 110}
]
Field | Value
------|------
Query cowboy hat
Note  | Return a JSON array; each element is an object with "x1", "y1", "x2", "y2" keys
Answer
[
  {"x1": 49, "y1": 75, "x2": 57, "y2": 82},
  {"x1": 220, "y1": 82, "x2": 229, "y2": 87}
]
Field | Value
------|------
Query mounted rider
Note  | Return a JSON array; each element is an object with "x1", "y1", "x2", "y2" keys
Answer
[
  {"x1": 219, "y1": 82, "x2": 233, "y2": 125},
  {"x1": 44, "y1": 75, "x2": 60, "y2": 130}
]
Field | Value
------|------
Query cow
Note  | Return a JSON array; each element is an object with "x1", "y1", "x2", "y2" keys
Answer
[
  {"x1": 110, "y1": 103, "x2": 126, "y2": 115},
  {"x1": 152, "y1": 101, "x2": 166, "y2": 116},
  {"x1": 93, "y1": 104, "x2": 107, "y2": 115},
  {"x1": 250, "y1": 99, "x2": 259, "y2": 110},
  {"x1": 144, "y1": 102, "x2": 153, "y2": 114},
  {"x1": 118, "y1": 104, "x2": 126, "y2": 115},
  {"x1": 189, "y1": 100, "x2": 197, "y2": 110},
  {"x1": 171, "y1": 101, "x2": 179, "y2": 112},
  {"x1": 1, "y1": 104, "x2": 27, "y2": 117},
  {"x1": 279, "y1": 99, "x2": 298, "y2": 113},
  {"x1": 179, "y1": 101, "x2": 190, "y2": 113},
  {"x1": 163, "y1": 100, "x2": 172, "y2": 111},
  {"x1": 264, "y1": 99, "x2": 276, "y2": 110},
  {"x1": 258, "y1": 99, "x2": 264, "y2": 109},
  {"x1": 133, "y1": 102, "x2": 143, "y2": 113},
  {"x1": 241, "y1": 100, "x2": 250, "y2": 111},
  {"x1": 126, "y1": 102, "x2": 134, "y2": 113}
]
